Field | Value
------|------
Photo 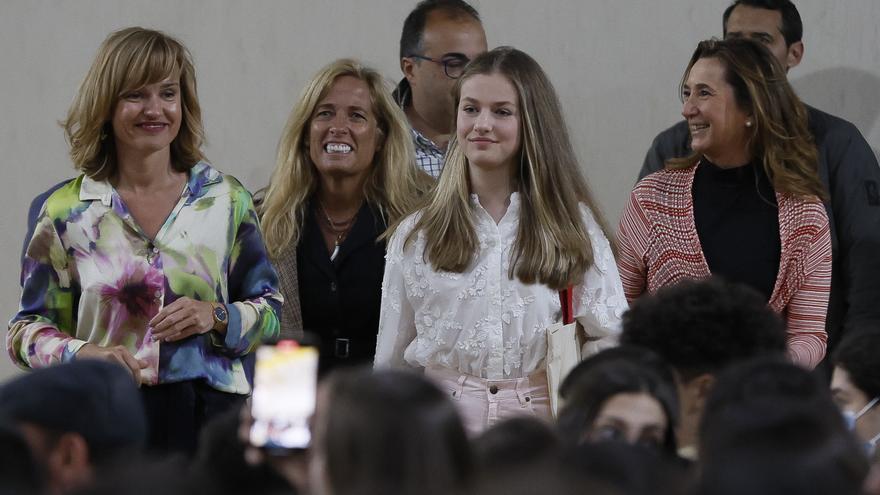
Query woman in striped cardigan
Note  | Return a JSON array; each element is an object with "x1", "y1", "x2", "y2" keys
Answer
[{"x1": 617, "y1": 38, "x2": 830, "y2": 368}]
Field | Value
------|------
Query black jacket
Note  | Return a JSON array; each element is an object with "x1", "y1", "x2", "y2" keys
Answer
[{"x1": 297, "y1": 201, "x2": 387, "y2": 373}]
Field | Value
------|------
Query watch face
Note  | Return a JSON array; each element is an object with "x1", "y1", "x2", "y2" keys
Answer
[{"x1": 214, "y1": 305, "x2": 228, "y2": 322}]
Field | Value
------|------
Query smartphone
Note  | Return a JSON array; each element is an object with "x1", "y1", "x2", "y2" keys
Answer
[{"x1": 249, "y1": 340, "x2": 318, "y2": 452}]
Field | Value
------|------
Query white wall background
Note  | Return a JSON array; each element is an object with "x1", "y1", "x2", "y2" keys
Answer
[{"x1": 2, "y1": 0, "x2": 878, "y2": 381}]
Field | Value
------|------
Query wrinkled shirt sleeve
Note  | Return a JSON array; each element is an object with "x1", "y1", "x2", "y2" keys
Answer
[
  {"x1": 374, "y1": 217, "x2": 418, "y2": 369},
  {"x1": 9, "y1": 212, "x2": 88, "y2": 368},
  {"x1": 210, "y1": 186, "x2": 282, "y2": 356},
  {"x1": 574, "y1": 206, "x2": 628, "y2": 358}
]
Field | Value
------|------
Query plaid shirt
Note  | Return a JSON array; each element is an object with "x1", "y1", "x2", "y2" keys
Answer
[
  {"x1": 412, "y1": 128, "x2": 445, "y2": 178},
  {"x1": 395, "y1": 79, "x2": 446, "y2": 178}
]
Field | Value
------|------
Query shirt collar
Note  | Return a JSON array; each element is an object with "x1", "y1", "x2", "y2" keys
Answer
[
  {"x1": 78, "y1": 161, "x2": 221, "y2": 206},
  {"x1": 411, "y1": 128, "x2": 443, "y2": 152},
  {"x1": 470, "y1": 191, "x2": 521, "y2": 223}
]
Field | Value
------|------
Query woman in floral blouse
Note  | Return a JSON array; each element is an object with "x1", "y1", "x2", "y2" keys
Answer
[
  {"x1": 9, "y1": 27, "x2": 281, "y2": 453},
  {"x1": 375, "y1": 47, "x2": 628, "y2": 435}
]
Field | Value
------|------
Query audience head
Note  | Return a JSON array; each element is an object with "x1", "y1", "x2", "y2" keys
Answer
[
  {"x1": 832, "y1": 329, "x2": 880, "y2": 457},
  {"x1": 697, "y1": 358, "x2": 868, "y2": 494},
  {"x1": 558, "y1": 347, "x2": 679, "y2": 454},
  {"x1": 63, "y1": 26, "x2": 204, "y2": 180},
  {"x1": 397, "y1": 0, "x2": 486, "y2": 131},
  {"x1": 561, "y1": 442, "x2": 690, "y2": 495},
  {"x1": 472, "y1": 417, "x2": 560, "y2": 476},
  {"x1": 700, "y1": 356, "x2": 846, "y2": 457},
  {"x1": 309, "y1": 367, "x2": 471, "y2": 495},
  {"x1": 722, "y1": 0, "x2": 804, "y2": 69},
  {"x1": 621, "y1": 278, "x2": 786, "y2": 449},
  {"x1": 0, "y1": 359, "x2": 147, "y2": 495},
  {"x1": 0, "y1": 420, "x2": 45, "y2": 495},
  {"x1": 190, "y1": 407, "x2": 295, "y2": 495},
  {"x1": 260, "y1": 58, "x2": 430, "y2": 258},
  {"x1": 674, "y1": 37, "x2": 823, "y2": 200},
  {"x1": 68, "y1": 456, "x2": 202, "y2": 495}
]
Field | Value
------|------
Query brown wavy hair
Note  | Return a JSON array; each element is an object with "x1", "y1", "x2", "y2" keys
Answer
[
  {"x1": 400, "y1": 46, "x2": 611, "y2": 290},
  {"x1": 668, "y1": 38, "x2": 825, "y2": 201},
  {"x1": 63, "y1": 27, "x2": 205, "y2": 180}
]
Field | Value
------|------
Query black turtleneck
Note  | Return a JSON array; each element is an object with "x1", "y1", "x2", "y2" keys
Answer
[{"x1": 692, "y1": 158, "x2": 781, "y2": 301}]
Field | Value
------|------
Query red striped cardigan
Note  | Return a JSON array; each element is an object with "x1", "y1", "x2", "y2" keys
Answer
[{"x1": 616, "y1": 163, "x2": 831, "y2": 368}]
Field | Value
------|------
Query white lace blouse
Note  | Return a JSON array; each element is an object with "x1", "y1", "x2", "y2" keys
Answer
[{"x1": 374, "y1": 193, "x2": 628, "y2": 379}]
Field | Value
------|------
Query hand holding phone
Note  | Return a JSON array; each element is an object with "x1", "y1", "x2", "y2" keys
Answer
[{"x1": 249, "y1": 341, "x2": 318, "y2": 452}]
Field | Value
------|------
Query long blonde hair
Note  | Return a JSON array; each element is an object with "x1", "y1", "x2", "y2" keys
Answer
[
  {"x1": 668, "y1": 38, "x2": 825, "y2": 201},
  {"x1": 260, "y1": 59, "x2": 432, "y2": 258},
  {"x1": 402, "y1": 47, "x2": 611, "y2": 290},
  {"x1": 63, "y1": 27, "x2": 205, "y2": 180}
]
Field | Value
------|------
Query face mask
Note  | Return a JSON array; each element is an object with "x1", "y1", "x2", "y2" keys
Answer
[
  {"x1": 862, "y1": 432, "x2": 880, "y2": 458},
  {"x1": 842, "y1": 397, "x2": 879, "y2": 431}
]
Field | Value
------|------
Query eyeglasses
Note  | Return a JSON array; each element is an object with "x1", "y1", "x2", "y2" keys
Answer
[{"x1": 408, "y1": 54, "x2": 470, "y2": 79}]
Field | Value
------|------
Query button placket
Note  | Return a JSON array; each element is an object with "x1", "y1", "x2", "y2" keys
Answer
[{"x1": 485, "y1": 222, "x2": 505, "y2": 377}]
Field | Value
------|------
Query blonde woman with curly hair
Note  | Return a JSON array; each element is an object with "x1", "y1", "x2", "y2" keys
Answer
[
  {"x1": 616, "y1": 38, "x2": 831, "y2": 369},
  {"x1": 9, "y1": 27, "x2": 282, "y2": 453},
  {"x1": 259, "y1": 59, "x2": 432, "y2": 372},
  {"x1": 375, "y1": 47, "x2": 628, "y2": 434}
]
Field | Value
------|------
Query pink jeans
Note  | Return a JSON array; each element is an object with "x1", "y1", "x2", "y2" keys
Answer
[{"x1": 425, "y1": 366, "x2": 552, "y2": 437}]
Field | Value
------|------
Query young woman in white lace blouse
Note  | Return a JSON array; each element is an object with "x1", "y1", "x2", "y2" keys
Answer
[{"x1": 375, "y1": 47, "x2": 628, "y2": 434}]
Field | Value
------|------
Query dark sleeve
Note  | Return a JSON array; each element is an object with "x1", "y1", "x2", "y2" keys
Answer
[
  {"x1": 820, "y1": 117, "x2": 880, "y2": 334},
  {"x1": 639, "y1": 121, "x2": 691, "y2": 181}
]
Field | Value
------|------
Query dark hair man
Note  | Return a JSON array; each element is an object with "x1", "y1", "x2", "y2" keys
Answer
[
  {"x1": 638, "y1": 0, "x2": 880, "y2": 365},
  {"x1": 620, "y1": 278, "x2": 788, "y2": 457},
  {"x1": 697, "y1": 357, "x2": 868, "y2": 495},
  {"x1": 0, "y1": 360, "x2": 147, "y2": 495},
  {"x1": 394, "y1": 0, "x2": 487, "y2": 177}
]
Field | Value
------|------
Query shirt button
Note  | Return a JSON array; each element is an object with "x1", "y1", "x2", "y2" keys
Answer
[
  {"x1": 489, "y1": 385, "x2": 499, "y2": 394},
  {"x1": 330, "y1": 282, "x2": 337, "y2": 292}
]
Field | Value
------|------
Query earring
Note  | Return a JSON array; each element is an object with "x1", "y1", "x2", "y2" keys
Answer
[{"x1": 745, "y1": 120, "x2": 753, "y2": 128}]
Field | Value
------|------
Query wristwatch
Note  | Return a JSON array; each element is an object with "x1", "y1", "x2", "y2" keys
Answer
[{"x1": 212, "y1": 303, "x2": 228, "y2": 332}]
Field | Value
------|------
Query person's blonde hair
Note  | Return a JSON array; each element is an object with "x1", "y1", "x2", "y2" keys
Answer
[
  {"x1": 668, "y1": 38, "x2": 825, "y2": 201},
  {"x1": 401, "y1": 46, "x2": 611, "y2": 290},
  {"x1": 259, "y1": 59, "x2": 432, "y2": 259},
  {"x1": 63, "y1": 27, "x2": 205, "y2": 180}
]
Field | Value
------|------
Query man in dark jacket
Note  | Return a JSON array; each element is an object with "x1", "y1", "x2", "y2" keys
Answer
[{"x1": 639, "y1": 0, "x2": 880, "y2": 361}]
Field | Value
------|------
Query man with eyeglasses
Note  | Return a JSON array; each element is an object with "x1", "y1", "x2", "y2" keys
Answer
[
  {"x1": 638, "y1": 0, "x2": 880, "y2": 370},
  {"x1": 394, "y1": 0, "x2": 487, "y2": 177}
]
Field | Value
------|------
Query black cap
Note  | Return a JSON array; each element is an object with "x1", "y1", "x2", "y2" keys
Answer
[{"x1": 0, "y1": 359, "x2": 147, "y2": 453}]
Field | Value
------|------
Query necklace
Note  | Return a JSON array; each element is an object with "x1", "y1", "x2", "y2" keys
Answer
[{"x1": 318, "y1": 201, "x2": 358, "y2": 261}]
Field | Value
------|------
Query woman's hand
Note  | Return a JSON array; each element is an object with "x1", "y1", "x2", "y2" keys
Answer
[
  {"x1": 76, "y1": 343, "x2": 149, "y2": 385},
  {"x1": 150, "y1": 297, "x2": 218, "y2": 342}
]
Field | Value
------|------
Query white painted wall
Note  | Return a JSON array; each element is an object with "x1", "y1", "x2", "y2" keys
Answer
[{"x1": 2, "y1": 0, "x2": 878, "y2": 381}]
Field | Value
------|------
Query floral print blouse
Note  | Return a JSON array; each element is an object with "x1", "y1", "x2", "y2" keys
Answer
[
  {"x1": 375, "y1": 193, "x2": 628, "y2": 379},
  {"x1": 9, "y1": 162, "x2": 281, "y2": 394}
]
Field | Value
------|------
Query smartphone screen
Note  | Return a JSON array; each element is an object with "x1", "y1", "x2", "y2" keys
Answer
[{"x1": 249, "y1": 341, "x2": 318, "y2": 451}]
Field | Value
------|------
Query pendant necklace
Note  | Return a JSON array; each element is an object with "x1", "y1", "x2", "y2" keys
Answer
[{"x1": 318, "y1": 201, "x2": 358, "y2": 261}]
